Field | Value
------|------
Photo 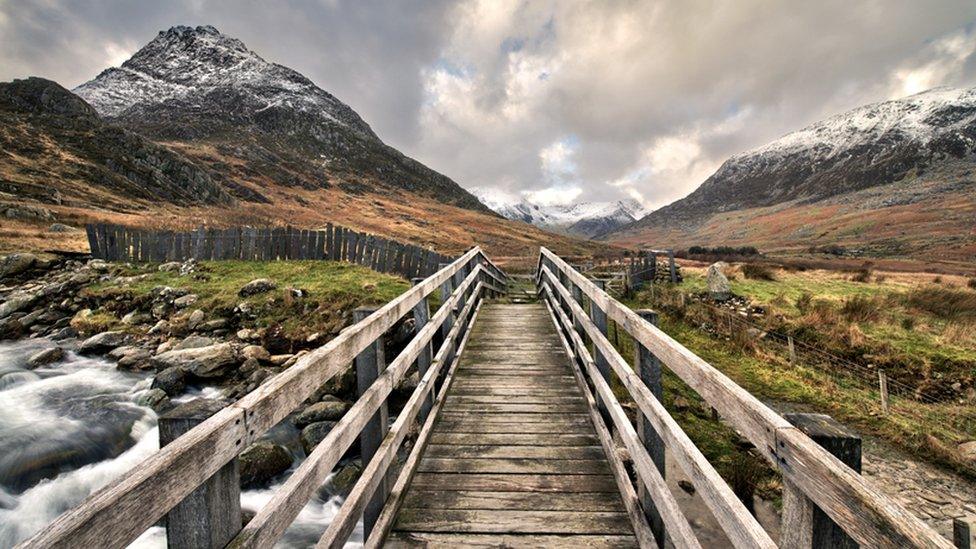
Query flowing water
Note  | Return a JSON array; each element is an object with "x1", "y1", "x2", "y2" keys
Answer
[{"x1": 0, "y1": 340, "x2": 361, "y2": 548}]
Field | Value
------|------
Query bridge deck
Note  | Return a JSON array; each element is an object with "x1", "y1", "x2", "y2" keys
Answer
[{"x1": 386, "y1": 303, "x2": 639, "y2": 548}]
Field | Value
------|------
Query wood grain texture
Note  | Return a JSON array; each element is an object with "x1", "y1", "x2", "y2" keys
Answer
[{"x1": 385, "y1": 532, "x2": 637, "y2": 548}]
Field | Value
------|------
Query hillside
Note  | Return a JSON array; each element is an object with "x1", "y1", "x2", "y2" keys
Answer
[
  {"x1": 607, "y1": 87, "x2": 976, "y2": 263},
  {"x1": 470, "y1": 187, "x2": 644, "y2": 238},
  {"x1": 0, "y1": 27, "x2": 602, "y2": 258}
]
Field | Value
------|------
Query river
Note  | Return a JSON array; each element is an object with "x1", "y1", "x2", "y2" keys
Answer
[{"x1": 0, "y1": 339, "x2": 360, "y2": 548}]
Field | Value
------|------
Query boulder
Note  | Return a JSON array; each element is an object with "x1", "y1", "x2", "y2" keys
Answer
[
  {"x1": 187, "y1": 309, "x2": 205, "y2": 329},
  {"x1": 300, "y1": 421, "x2": 337, "y2": 455},
  {"x1": 173, "y1": 294, "x2": 198, "y2": 308},
  {"x1": 0, "y1": 317, "x2": 24, "y2": 340},
  {"x1": 137, "y1": 388, "x2": 170, "y2": 412},
  {"x1": 239, "y1": 442, "x2": 292, "y2": 488},
  {"x1": 239, "y1": 357, "x2": 261, "y2": 374},
  {"x1": 48, "y1": 223, "x2": 76, "y2": 233},
  {"x1": 294, "y1": 397, "x2": 350, "y2": 427},
  {"x1": 200, "y1": 318, "x2": 228, "y2": 331},
  {"x1": 239, "y1": 279, "x2": 276, "y2": 297},
  {"x1": 158, "y1": 262, "x2": 181, "y2": 272},
  {"x1": 117, "y1": 348, "x2": 152, "y2": 370},
  {"x1": 151, "y1": 343, "x2": 237, "y2": 378},
  {"x1": 147, "y1": 320, "x2": 170, "y2": 335},
  {"x1": 121, "y1": 310, "x2": 152, "y2": 325},
  {"x1": 242, "y1": 344, "x2": 270, "y2": 362},
  {"x1": 27, "y1": 347, "x2": 64, "y2": 368},
  {"x1": 960, "y1": 441, "x2": 976, "y2": 464},
  {"x1": 87, "y1": 259, "x2": 109, "y2": 272},
  {"x1": 173, "y1": 335, "x2": 214, "y2": 350},
  {"x1": 706, "y1": 262, "x2": 732, "y2": 301},
  {"x1": 79, "y1": 331, "x2": 128, "y2": 354},
  {"x1": 0, "y1": 293, "x2": 38, "y2": 319},
  {"x1": 151, "y1": 366, "x2": 186, "y2": 396},
  {"x1": 0, "y1": 253, "x2": 38, "y2": 278},
  {"x1": 50, "y1": 326, "x2": 76, "y2": 340},
  {"x1": 325, "y1": 460, "x2": 362, "y2": 497},
  {"x1": 237, "y1": 328, "x2": 260, "y2": 341}
]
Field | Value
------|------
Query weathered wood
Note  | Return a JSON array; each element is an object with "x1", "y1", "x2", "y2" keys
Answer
[
  {"x1": 159, "y1": 399, "x2": 241, "y2": 549},
  {"x1": 402, "y1": 490, "x2": 623, "y2": 511},
  {"x1": 394, "y1": 509, "x2": 634, "y2": 534},
  {"x1": 417, "y1": 458, "x2": 611, "y2": 475},
  {"x1": 429, "y1": 433, "x2": 599, "y2": 446},
  {"x1": 955, "y1": 517, "x2": 976, "y2": 549},
  {"x1": 781, "y1": 413, "x2": 860, "y2": 549},
  {"x1": 879, "y1": 369, "x2": 890, "y2": 414},
  {"x1": 384, "y1": 532, "x2": 638, "y2": 548},
  {"x1": 635, "y1": 308, "x2": 665, "y2": 547},
  {"x1": 411, "y1": 277, "x2": 434, "y2": 423},
  {"x1": 354, "y1": 305, "x2": 390, "y2": 540},
  {"x1": 539, "y1": 247, "x2": 950, "y2": 549},
  {"x1": 410, "y1": 473, "x2": 619, "y2": 493}
]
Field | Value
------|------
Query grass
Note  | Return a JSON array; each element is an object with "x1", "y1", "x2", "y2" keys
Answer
[{"x1": 81, "y1": 260, "x2": 411, "y2": 345}]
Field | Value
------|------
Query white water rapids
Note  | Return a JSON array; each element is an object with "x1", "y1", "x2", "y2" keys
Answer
[{"x1": 0, "y1": 339, "x2": 361, "y2": 548}]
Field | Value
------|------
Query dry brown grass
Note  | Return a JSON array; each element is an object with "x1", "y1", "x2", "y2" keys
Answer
[{"x1": 903, "y1": 286, "x2": 976, "y2": 320}]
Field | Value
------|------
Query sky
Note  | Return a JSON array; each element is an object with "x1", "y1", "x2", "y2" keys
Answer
[{"x1": 2, "y1": 0, "x2": 976, "y2": 211}]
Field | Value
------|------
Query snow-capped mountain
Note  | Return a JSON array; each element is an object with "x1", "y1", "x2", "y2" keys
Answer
[
  {"x1": 470, "y1": 187, "x2": 645, "y2": 238},
  {"x1": 615, "y1": 86, "x2": 976, "y2": 236},
  {"x1": 72, "y1": 25, "x2": 489, "y2": 213}
]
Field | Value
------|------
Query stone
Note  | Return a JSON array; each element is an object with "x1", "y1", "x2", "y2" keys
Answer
[
  {"x1": 242, "y1": 344, "x2": 270, "y2": 362},
  {"x1": 269, "y1": 354, "x2": 294, "y2": 366},
  {"x1": 147, "y1": 320, "x2": 170, "y2": 335},
  {"x1": 173, "y1": 335, "x2": 215, "y2": 350},
  {"x1": 48, "y1": 223, "x2": 76, "y2": 233},
  {"x1": 152, "y1": 366, "x2": 187, "y2": 396},
  {"x1": 706, "y1": 262, "x2": 732, "y2": 301},
  {"x1": 178, "y1": 259, "x2": 198, "y2": 276},
  {"x1": 79, "y1": 330, "x2": 128, "y2": 354},
  {"x1": 156, "y1": 339, "x2": 177, "y2": 354},
  {"x1": 50, "y1": 326, "x2": 76, "y2": 340},
  {"x1": 117, "y1": 348, "x2": 152, "y2": 370},
  {"x1": 173, "y1": 294, "x2": 198, "y2": 309},
  {"x1": 678, "y1": 479, "x2": 696, "y2": 494},
  {"x1": 0, "y1": 293, "x2": 37, "y2": 319},
  {"x1": 960, "y1": 441, "x2": 976, "y2": 463},
  {"x1": 137, "y1": 388, "x2": 170, "y2": 412},
  {"x1": 237, "y1": 328, "x2": 259, "y2": 341},
  {"x1": 239, "y1": 278, "x2": 276, "y2": 297},
  {"x1": 301, "y1": 421, "x2": 337, "y2": 455},
  {"x1": 107, "y1": 345, "x2": 140, "y2": 360},
  {"x1": 200, "y1": 318, "x2": 228, "y2": 331},
  {"x1": 151, "y1": 342, "x2": 237, "y2": 378},
  {"x1": 0, "y1": 317, "x2": 24, "y2": 339},
  {"x1": 326, "y1": 460, "x2": 362, "y2": 497},
  {"x1": 87, "y1": 259, "x2": 109, "y2": 272},
  {"x1": 158, "y1": 262, "x2": 181, "y2": 272},
  {"x1": 239, "y1": 357, "x2": 261, "y2": 374},
  {"x1": 239, "y1": 442, "x2": 292, "y2": 488},
  {"x1": 121, "y1": 310, "x2": 151, "y2": 325},
  {"x1": 294, "y1": 397, "x2": 350, "y2": 427},
  {"x1": 186, "y1": 309, "x2": 205, "y2": 329},
  {"x1": 27, "y1": 347, "x2": 63, "y2": 368},
  {"x1": 0, "y1": 253, "x2": 38, "y2": 278},
  {"x1": 245, "y1": 368, "x2": 273, "y2": 391}
]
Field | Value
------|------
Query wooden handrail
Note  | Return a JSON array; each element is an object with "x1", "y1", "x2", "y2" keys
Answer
[
  {"x1": 19, "y1": 247, "x2": 486, "y2": 549},
  {"x1": 538, "y1": 247, "x2": 952, "y2": 549},
  {"x1": 228, "y1": 265, "x2": 486, "y2": 548}
]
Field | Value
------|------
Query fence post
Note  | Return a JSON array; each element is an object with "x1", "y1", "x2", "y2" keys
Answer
[
  {"x1": 878, "y1": 370, "x2": 889, "y2": 414},
  {"x1": 781, "y1": 413, "x2": 860, "y2": 549},
  {"x1": 354, "y1": 306, "x2": 389, "y2": 539},
  {"x1": 955, "y1": 516, "x2": 976, "y2": 548},
  {"x1": 590, "y1": 279, "x2": 611, "y2": 425},
  {"x1": 411, "y1": 277, "x2": 434, "y2": 423},
  {"x1": 667, "y1": 250, "x2": 677, "y2": 283},
  {"x1": 635, "y1": 309, "x2": 665, "y2": 548},
  {"x1": 159, "y1": 399, "x2": 241, "y2": 549},
  {"x1": 788, "y1": 336, "x2": 797, "y2": 365}
]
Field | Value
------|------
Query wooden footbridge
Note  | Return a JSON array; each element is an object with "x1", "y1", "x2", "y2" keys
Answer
[{"x1": 19, "y1": 248, "x2": 955, "y2": 548}]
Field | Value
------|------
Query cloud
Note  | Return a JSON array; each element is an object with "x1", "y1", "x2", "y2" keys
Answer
[{"x1": 2, "y1": 1, "x2": 975, "y2": 212}]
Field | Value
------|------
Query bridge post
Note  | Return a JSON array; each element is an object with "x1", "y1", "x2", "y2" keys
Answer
[
  {"x1": 158, "y1": 399, "x2": 241, "y2": 549},
  {"x1": 781, "y1": 413, "x2": 860, "y2": 549},
  {"x1": 590, "y1": 279, "x2": 611, "y2": 425},
  {"x1": 438, "y1": 262, "x2": 457, "y2": 371},
  {"x1": 635, "y1": 309, "x2": 665, "y2": 548},
  {"x1": 354, "y1": 306, "x2": 390, "y2": 540},
  {"x1": 412, "y1": 277, "x2": 434, "y2": 422},
  {"x1": 955, "y1": 516, "x2": 976, "y2": 548}
]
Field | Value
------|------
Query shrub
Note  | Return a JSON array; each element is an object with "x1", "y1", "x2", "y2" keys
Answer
[
  {"x1": 900, "y1": 317, "x2": 916, "y2": 331},
  {"x1": 968, "y1": 277, "x2": 976, "y2": 290},
  {"x1": 903, "y1": 286, "x2": 976, "y2": 320},
  {"x1": 851, "y1": 268, "x2": 873, "y2": 283},
  {"x1": 741, "y1": 263, "x2": 776, "y2": 281},
  {"x1": 795, "y1": 292, "x2": 813, "y2": 313},
  {"x1": 840, "y1": 295, "x2": 883, "y2": 323},
  {"x1": 933, "y1": 276, "x2": 943, "y2": 284}
]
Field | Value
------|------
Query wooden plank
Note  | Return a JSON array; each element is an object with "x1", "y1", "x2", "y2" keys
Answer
[
  {"x1": 422, "y1": 445, "x2": 605, "y2": 460},
  {"x1": 437, "y1": 412, "x2": 590, "y2": 423},
  {"x1": 401, "y1": 490, "x2": 624, "y2": 512},
  {"x1": 409, "y1": 473, "x2": 619, "y2": 493},
  {"x1": 393, "y1": 509, "x2": 634, "y2": 535},
  {"x1": 441, "y1": 403, "x2": 588, "y2": 414},
  {"x1": 444, "y1": 395, "x2": 584, "y2": 405},
  {"x1": 417, "y1": 458, "x2": 610, "y2": 475},
  {"x1": 429, "y1": 433, "x2": 599, "y2": 446},
  {"x1": 385, "y1": 532, "x2": 637, "y2": 548},
  {"x1": 434, "y1": 423, "x2": 593, "y2": 435}
]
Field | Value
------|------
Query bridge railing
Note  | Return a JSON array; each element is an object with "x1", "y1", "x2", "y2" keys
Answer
[
  {"x1": 536, "y1": 247, "x2": 950, "y2": 549},
  {"x1": 19, "y1": 247, "x2": 507, "y2": 549}
]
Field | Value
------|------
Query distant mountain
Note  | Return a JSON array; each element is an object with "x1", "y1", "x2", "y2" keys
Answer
[
  {"x1": 74, "y1": 25, "x2": 489, "y2": 213},
  {"x1": 470, "y1": 187, "x2": 645, "y2": 238},
  {"x1": 0, "y1": 77, "x2": 232, "y2": 211},
  {"x1": 606, "y1": 87, "x2": 976, "y2": 261}
]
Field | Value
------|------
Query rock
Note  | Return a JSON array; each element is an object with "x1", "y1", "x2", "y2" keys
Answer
[
  {"x1": 200, "y1": 318, "x2": 228, "y2": 331},
  {"x1": 237, "y1": 328, "x2": 260, "y2": 341},
  {"x1": 117, "y1": 348, "x2": 152, "y2": 370},
  {"x1": 239, "y1": 357, "x2": 261, "y2": 374},
  {"x1": 326, "y1": 460, "x2": 362, "y2": 497},
  {"x1": 178, "y1": 259, "x2": 198, "y2": 276},
  {"x1": 158, "y1": 262, "x2": 181, "y2": 272},
  {"x1": 50, "y1": 326, "x2": 76, "y2": 340},
  {"x1": 27, "y1": 347, "x2": 64, "y2": 368},
  {"x1": 79, "y1": 330, "x2": 128, "y2": 354},
  {"x1": 121, "y1": 310, "x2": 151, "y2": 325},
  {"x1": 0, "y1": 253, "x2": 38, "y2": 278},
  {"x1": 673, "y1": 396, "x2": 691, "y2": 412},
  {"x1": 147, "y1": 320, "x2": 170, "y2": 335},
  {"x1": 137, "y1": 388, "x2": 170, "y2": 412},
  {"x1": 706, "y1": 262, "x2": 732, "y2": 301},
  {"x1": 239, "y1": 278, "x2": 276, "y2": 297},
  {"x1": 156, "y1": 339, "x2": 177, "y2": 354},
  {"x1": 187, "y1": 309, "x2": 205, "y2": 329},
  {"x1": 245, "y1": 368, "x2": 274, "y2": 391},
  {"x1": 269, "y1": 354, "x2": 294, "y2": 366},
  {"x1": 294, "y1": 397, "x2": 350, "y2": 427},
  {"x1": 300, "y1": 421, "x2": 337, "y2": 455},
  {"x1": 173, "y1": 294, "x2": 198, "y2": 308},
  {"x1": 242, "y1": 344, "x2": 270, "y2": 362},
  {"x1": 152, "y1": 366, "x2": 186, "y2": 396},
  {"x1": 0, "y1": 317, "x2": 24, "y2": 339},
  {"x1": 173, "y1": 335, "x2": 214, "y2": 350},
  {"x1": 87, "y1": 259, "x2": 109, "y2": 272},
  {"x1": 0, "y1": 293, "x2": 38, "y2": 319},
  {"x1": 152, "y1": 343, "x2": 238, "y2": 378},
  {"x1": 960, "y1": 441, "x2": 976, "y2": 463},
  {"x1": 239, "y1": 442, "x2": 292, "y2": 488},
  {"x1": 678, "y1": 479, "x2": 696, "y2": 494},
  {"x1": 48, "y1": 223, "x2": 76, "y2": 232},
  {"x1": 107, "y1": 345, "x2": 140, "y2": 360}
]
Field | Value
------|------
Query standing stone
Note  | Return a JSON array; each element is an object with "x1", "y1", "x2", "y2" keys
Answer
[{"x1": 706, "y1": 262, "x2": 732, "y2": 301}]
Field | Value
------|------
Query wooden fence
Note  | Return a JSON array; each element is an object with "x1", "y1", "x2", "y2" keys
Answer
[{"x1": 85, "y1": 223, "x2": 453, "y2": 280}]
